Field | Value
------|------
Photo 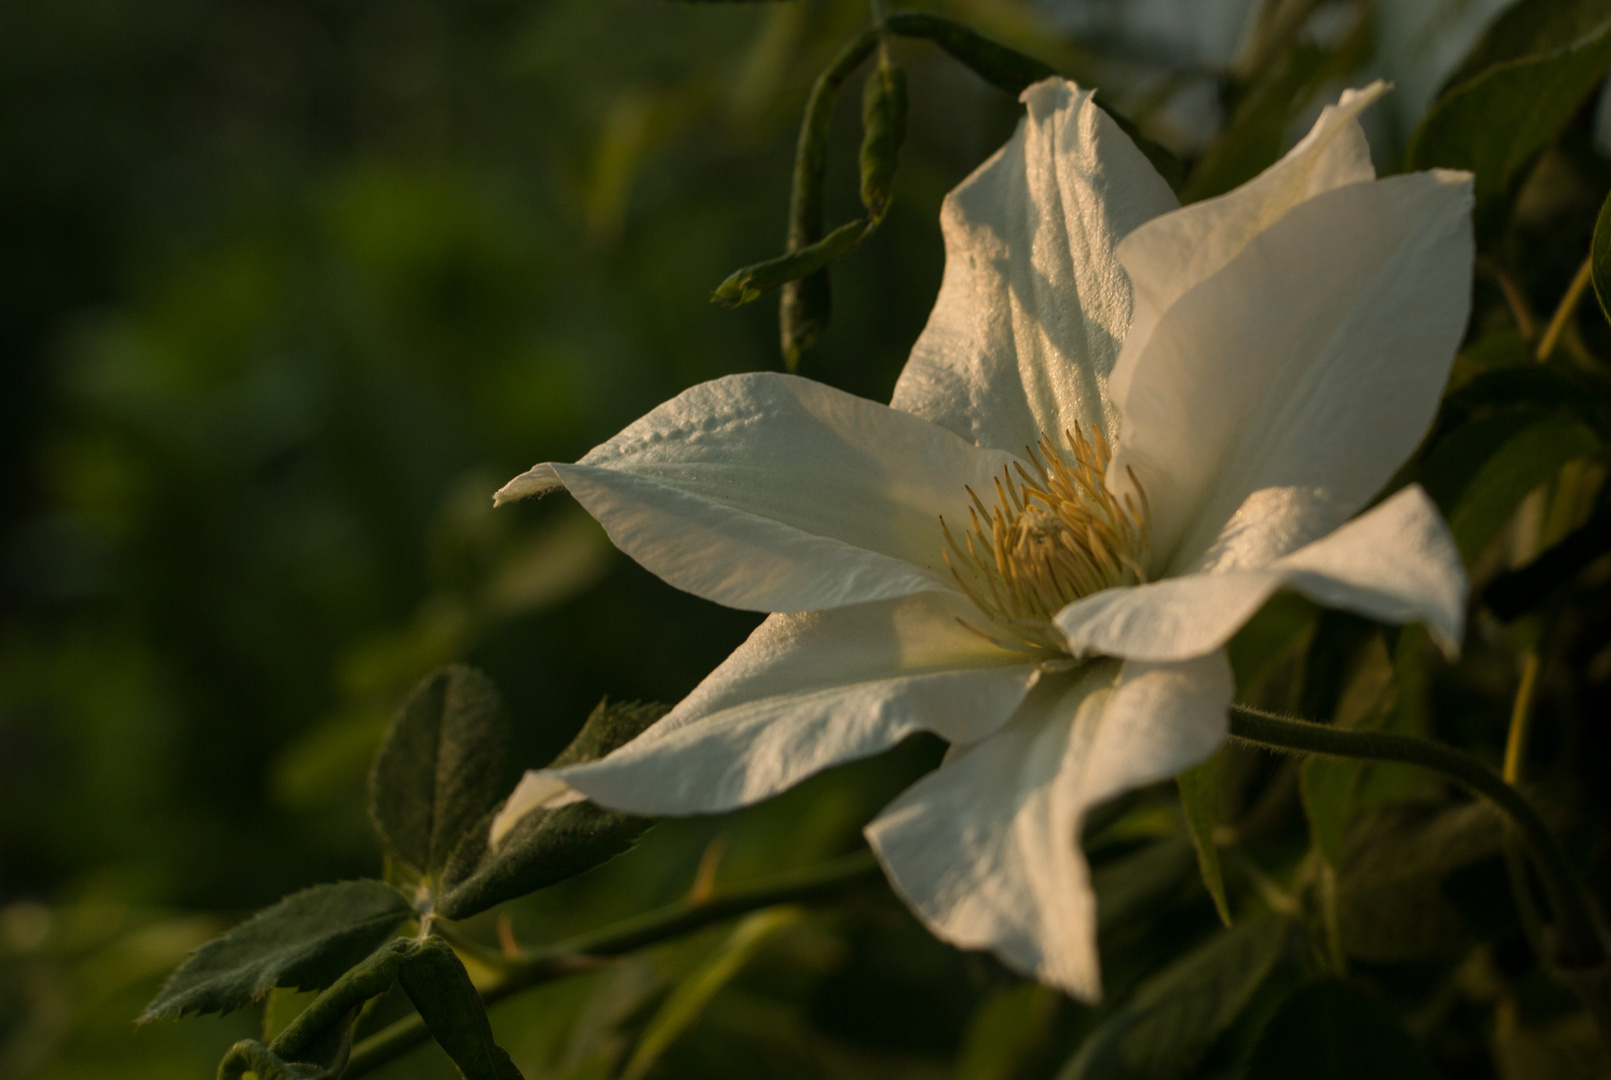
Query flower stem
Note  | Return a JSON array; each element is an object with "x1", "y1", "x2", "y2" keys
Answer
[
  {"x1": 1537, "y1": 254, "x2": 1594, "y2": 362},
  {"x1": 1501, "y1": 650, "x2": 1550, "y2": 961},
  {"x1": 1227, "y1": 705, "x2": 1605, "y2": 970},
  {"x1": 343, "y1": 850, "x2": 884, "y2": 1077}
]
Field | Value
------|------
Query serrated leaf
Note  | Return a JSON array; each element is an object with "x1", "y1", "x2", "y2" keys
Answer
[
  {"x1": 1407, "y1": 18, "x2": 1611, "y2": 207},
  {"x1": 142, "y1": 880, "x2": 413, "y2": 1021},
  {"x1": 369, "y1": 665, "x2": 510, "y2": 880},
  {"x1": 1059, "y1": 914, "x2": 1289, "y2": 1080},
  {"x1": 1244, "y1": 979, "x2": 1438, "y2": 1080},
  {"x1": 400, "y1": 937, "x2": 524, "y2": 1080},
  {"x1": 1593, "y1": 188, "x2": 1610, "y2": 325},
  {"x1": 1176, "y1": 758, "x2": 1231, "y2": 926},
  {"x1": 436, "y1": 699, "x2": 669, "y2": 920}
]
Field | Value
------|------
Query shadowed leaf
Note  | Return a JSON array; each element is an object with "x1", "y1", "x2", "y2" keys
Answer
[
  {"x1": 1059, "y1": 914, "x2": 1289, "y2": 1080},
  {"x1": 437, "y1": 699, "x2": 669, "y2": 920},
  {"x1": 369, "y1": 665, "x2": 510, "y2": 879},
  {"x1": 141, "y1": 881, "x2": 412, "y2": 1020},
  {"x1": 1244, "y1": 979, "x2": 1437, "y2": 1080}
]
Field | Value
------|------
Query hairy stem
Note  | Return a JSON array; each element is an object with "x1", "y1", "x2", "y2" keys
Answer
[
  {"x1": 344, "y1": 850, "x2": 884, "y2": 1077},
  {"x1": 1228, "y1": 705, "x2": 1604, "y2": 970}
]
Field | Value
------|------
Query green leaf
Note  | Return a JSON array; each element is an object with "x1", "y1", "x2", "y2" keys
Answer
[
  {"x1": 1301, "y1": 757, "x2": 1361, "y2": 868},
  {"x1": 1244, "y1": 979, "x2": 1438, "y2": 1080},
  {"x1": 1445, "y1": 419, "x2": 1600, "y2": 561},
  {"x1": 620, "y1": 908, "x2": 801, "y2": 1080},
  {"x1": 1059, "y1": 914, "x2": 1289, "y2": 1080},
  {"x1": 858, "y1": 57, "x2": 907, "y2": 222},
  {"x1": 142, "y1": 880, "x2": 413, "y2": 1021},
  {"x1": 1407, "y1": 18, "x2": 1611, "y2": 207},
  {"x1": 1336, "y1": 802, "x2": 1503, "y2": 963},
  {"x1": 1093, "y1": 835, "x2": 1199, "y2": 940},
  {"x1": 1444, "y1": 0, "x2": 1611, "y2": 90},
  {"x1": 1176, "y1": 758, "x2": 1231, "y2": 925},
  {"x1": 221, "y1": 939, "x2": 417, "y2": 1080},
  {"x1": 436, "y1": 699, "x2": 669, "y2": 920},
  {"x1": 1181, "y1": 44, "x2": 1326, "y2": 202},
  {"x1": 399, "y1": 937, "x2": 524, "y2": 1080},
  {"x1": 368, "y1": 664, "x2": 511, "y2": 880},
  {"x1": 1593, "y1": 187, "x2": 1611, "y2": 326}
]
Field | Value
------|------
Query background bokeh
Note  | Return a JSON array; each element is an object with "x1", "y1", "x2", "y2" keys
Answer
[{"x1": 4, "y1": 1, "x2": 1610, "y2": 1078}]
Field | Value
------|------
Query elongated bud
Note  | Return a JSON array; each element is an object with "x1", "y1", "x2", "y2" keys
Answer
[
  {"x1": 712, "y1": 218, "x2": 869, "y2": 307},
  {"x1": 859, "y1": 55, "x2": 907, "y2": 222}
]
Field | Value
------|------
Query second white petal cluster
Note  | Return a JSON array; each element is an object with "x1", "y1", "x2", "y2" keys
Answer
[{"x1": 492, "y1": 78, "x2": 1474, "y2": 1001}]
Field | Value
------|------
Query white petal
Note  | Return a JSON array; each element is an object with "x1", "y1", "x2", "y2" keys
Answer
[
  {"x1": 890, "y1": 79, "x2": 1177, "y2": 454},
  {"x1": 1107, "y1": 169, "x2": 1474, "y2": 574},
  {"x1": 1054, "y1": 485, "x2": 1467, "y2": 661},
  {"x1": 488, "y1": 773, "x2": 585, "y2": 848},
  {"x1": 498, "y1": 372, "x2": 1022, "y2": 613},
  {"x1": 1109, "y1": 82, "x2": 1386, "y2": 409},
  {"x1": 866, "y1": 652, "x2": 1232, "y2": 1000},
  {"x1": 549, "y1": 593, "x2": 1040, "y2": 816}
]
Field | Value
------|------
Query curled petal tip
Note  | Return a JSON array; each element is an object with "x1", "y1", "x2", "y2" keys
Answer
[{"x1": 493, "y1": 463, "x2": 564, "y2": 507}]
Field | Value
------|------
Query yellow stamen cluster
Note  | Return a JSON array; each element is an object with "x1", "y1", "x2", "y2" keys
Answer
[{"x1": 941, "y1": 428, "x2": 1149, "y2": 655}]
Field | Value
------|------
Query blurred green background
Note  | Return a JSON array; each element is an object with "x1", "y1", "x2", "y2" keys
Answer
[{"x1": 4, "y1": 0, "x2": 1611, "y2": 1077}]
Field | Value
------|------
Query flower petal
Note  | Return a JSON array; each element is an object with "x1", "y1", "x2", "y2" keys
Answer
[
  {"x1": 1109, "y1": 82, "x2": 1386, "y2": 408},
  {"x1": 889, "y1": 79, "x2": 1177, "y2": 454},
  {"x1": 1055, "y1": 485, "x2": 1467, "y2": 661},
  {"x1": 866, "y1": 651, "x2": 1232, "y2": 1000},
  {"x1": 497, "y1": 372, "x2": 1023, "y2": 613},
  {"x1": 1107, "y1": 168, "x2": 1474, "y2": 574},
  {"x1": 543, "y1": 593, "x2": 1039, "y2": 816}
]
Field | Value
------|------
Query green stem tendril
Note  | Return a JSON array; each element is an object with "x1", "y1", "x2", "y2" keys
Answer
[
  {"x1": 343, "y1": 851, "x2": 884, "y2": 1078},
  {"x1": 1537, "y1": 254, "x2": 1594, "y2": 361},
  {"x1": 1227, "y1": 704, "x2": 1605, "y2": 970},
  {"x1": 1501, "y1": 650, "x2": 1550, "y2": 960}
]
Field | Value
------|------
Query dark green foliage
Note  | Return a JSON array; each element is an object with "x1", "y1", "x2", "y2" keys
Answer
[
  {"x1": 1595, "y1": 188, "x2": 1611, "y2": 324},
  {"x1": 1407, "y1": 17, "x2": 1611, "y2": 206},
  {"x1": 1059, "y1": 915, "x2": 1289, "y2": 1080},
  {"x1": 141, "y1": 881, "x2": 413, "y2": 1020},
  {"x1": 437, "y1": 699, "x2": 668, "y2": 919},
  {"x1": 1175, "y1": 758, "x2": 1231, "y2": 925},
  {"x1": 399, "y1": 938, "x2": 524, "y2": 1080},
  {"x1": 216, "y1": 939, "x2": 416, "y2": 1080},
  {"x1": 1335, "y1": 803, "x2": 1504, "y2": 963},
  {"x1": 1244, "y1": 980, "x2": 1439, "y2": 1080},
  {"x1": 1418, "y1": 413, "x2": 1601, "y2": 559},
  {"x1": 368, "y1": 665, "x2": 510, "y2": 880},
  {"x1": 1444, "y1": 0, "x2": 1611, "y2": 90},
  {"x1": 547, "y1": 698, "x2": 671, "y2": 770}
]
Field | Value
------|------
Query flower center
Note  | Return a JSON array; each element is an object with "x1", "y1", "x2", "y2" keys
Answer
[{"x1": 941, "y1": 427, "x2": 1149, "y2": 656}]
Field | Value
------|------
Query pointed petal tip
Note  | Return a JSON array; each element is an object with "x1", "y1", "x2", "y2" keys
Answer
[{"x1": 493, "y1": 463, "x2": 564, "y2": 507}]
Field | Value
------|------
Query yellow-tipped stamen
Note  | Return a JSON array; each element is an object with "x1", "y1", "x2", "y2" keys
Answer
[{"x1": 943, "y1": 425, "x2": 1150, "y2": 656}]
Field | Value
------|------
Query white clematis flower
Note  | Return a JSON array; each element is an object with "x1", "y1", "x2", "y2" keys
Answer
[{"x1": 491, "y1": 78, "x2": 1473, "y2": 1000}]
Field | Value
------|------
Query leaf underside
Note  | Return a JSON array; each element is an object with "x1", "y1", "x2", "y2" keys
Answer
[{"x1": 141, "y1": 880, "x2": 413, "y2": 1021}]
